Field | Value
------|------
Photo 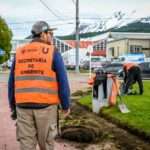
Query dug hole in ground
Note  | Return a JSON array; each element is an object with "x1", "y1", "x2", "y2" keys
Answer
[{"x1": 58, "y1": 73, "x2": 150, "y2": 150}]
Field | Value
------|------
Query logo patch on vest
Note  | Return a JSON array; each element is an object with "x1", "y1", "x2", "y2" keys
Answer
[
  {"x1": 21, "y1": 49, "x2": 26, "y2": 54},
  {"x1": 42, "y1": 47, "x2": 49, "y2": 54}
]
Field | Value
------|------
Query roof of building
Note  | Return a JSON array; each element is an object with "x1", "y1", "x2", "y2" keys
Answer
[
  {"x1": 65, "y1": 40, "x2": 94, "y2": 48},
  {"x1": 82, "y1": 32, "x2": 150, "y2": 41},
  {"x1": 107, "y1": 37, "x2": 150, "y2": 44}
]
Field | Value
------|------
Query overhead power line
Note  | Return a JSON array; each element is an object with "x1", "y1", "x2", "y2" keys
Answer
[
  {"x1": 8, "y1": 19, "x2": 63, "y2": 25},
  {"x1": 10, "y1": 22, "x2": 74, "y2": 31},
  {"x1": 8, "y1": 17, "x2": 146, "y2": 25},
  {"x1": 72, "y1": 0, "x2": 75, "y2": 5},
  {"x1": 38, "y1": 0, "x2": 65, "y2": 21},
  {"x1": 8, "y1": 20, "x2": 73, "y2": 25}
]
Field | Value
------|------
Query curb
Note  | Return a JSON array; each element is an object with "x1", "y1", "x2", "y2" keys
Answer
[
  {"x1": 74, "y1": 89, "x2": 150, "y2": 143},
  {"x1": 0, "y1": 71, "x2": 9, "y2": 74},
  {"x1": 100, "y1": 112, "x2": 150, "y2": 142}
]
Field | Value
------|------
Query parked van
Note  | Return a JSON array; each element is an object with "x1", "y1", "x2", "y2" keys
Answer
[
  {"x1": 118, "y1": 53, "x2": 145, "y2": 63},
  {"x1": 62, "y1": 48, "x2": 89, "y2": 69},
  {"x1": 90, "y1": 56, "x2": 107, "y2": 69}
]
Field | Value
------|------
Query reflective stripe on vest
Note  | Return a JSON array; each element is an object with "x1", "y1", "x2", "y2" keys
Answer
[
  {"x1": 15, "y1": 87, "x2": 57, "y2": 94},
  {"x1": 15, "y1": 42, "x2": 60, "y2": 104},
  {"x1": 15, "y1": 75, "x2": 56, "y2": 82}
]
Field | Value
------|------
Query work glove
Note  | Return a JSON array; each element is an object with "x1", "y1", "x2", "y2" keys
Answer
[{"x1": 11, "y1": 109, "x2": 17, "y2": 120}]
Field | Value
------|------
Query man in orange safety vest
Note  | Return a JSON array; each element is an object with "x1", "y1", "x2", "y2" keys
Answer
[{"x1": 8, "y1": 21, "x2": 70, "y2": 150}]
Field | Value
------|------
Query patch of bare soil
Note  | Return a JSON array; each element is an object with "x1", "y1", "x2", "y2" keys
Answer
[{"x1": 59, "y1": 101, "x2": 150, "y2": 150}]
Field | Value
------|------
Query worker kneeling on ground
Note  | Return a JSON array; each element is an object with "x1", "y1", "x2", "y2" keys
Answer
[{"x1": 123, "y1": 62, "x2": 143, "y2": 95}]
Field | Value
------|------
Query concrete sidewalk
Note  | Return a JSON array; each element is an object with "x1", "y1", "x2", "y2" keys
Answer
[
  {"x1": 0, "y1": 84, "x2": 79, "y2": 150},
  {"x1": 0, "y1": 82, "x2": 18, "y2": 149},
  {"x1": 0, "y1": 73, "x2": 90, "y2": 150}
]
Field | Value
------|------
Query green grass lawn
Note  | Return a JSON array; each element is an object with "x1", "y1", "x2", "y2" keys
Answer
[{"x1": 79, "y1": 81, "x2": 150, "y2": 136}]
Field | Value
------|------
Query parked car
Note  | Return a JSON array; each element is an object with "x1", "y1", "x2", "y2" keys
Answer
[
  {"x1": 7, "y1": 59, "x2": 13, "y2": 68},
  {"x1": 90, "y1": 56, "x2": 108, "y2": 69},
  {"x1": 80, "y1": 58, "x2": 150, "y2": 79},
  {"x1": 139, "y1": 62, "x2": 150, "y2": 79},
  {"x1": 102, "y1": 62, "x2": 150, "y2": 79},
  {"x1": 103, "y1": 62, "x2": 123, "y2": 75},
  {"x1": 0, "y1": 62, "x2": 8, "y2": 71},
  {"x1": 80, "y1": 60, "x2": 90, "y2": 70}
]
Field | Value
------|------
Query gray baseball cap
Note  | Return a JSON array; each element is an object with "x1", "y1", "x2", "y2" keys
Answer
[{"x1": 31, "y1": 21, "x2": 56, "y2": 35}]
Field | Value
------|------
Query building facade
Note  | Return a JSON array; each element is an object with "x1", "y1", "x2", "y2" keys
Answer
[
  {"x1": 107, "y1": 38, "x2": 150, "y2": 58},
  {"x1": 88, "y1": 32, "x2": 150, "y2": 58}
]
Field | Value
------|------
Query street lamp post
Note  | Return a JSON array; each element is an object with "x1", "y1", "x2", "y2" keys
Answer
[
  {"x1": 89, "y1": 46, "x2": 92, "y2": 78},
  {"x1": 75, "y1": 0, "x2": 80, "y2": 73}
]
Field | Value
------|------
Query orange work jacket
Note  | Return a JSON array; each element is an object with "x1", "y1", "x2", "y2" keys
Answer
[
  {"x1": 15, "y1": 42, "x2": 60, "y2": 105},
  {"x1": 123, "y1": 62, "x2": 137, "y2": 71}
]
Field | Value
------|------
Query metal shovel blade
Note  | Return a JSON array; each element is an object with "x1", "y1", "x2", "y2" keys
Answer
[{"x1": 118, "y1": 103, "x2": 130, "y2": 113}]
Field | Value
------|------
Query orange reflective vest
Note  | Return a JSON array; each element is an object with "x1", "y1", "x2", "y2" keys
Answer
[
  {"x1": 15, "y1": 42, "x2": 60, "y2": 105},
  {"x1": 123, "y1": 62, "x2": 137, "y2": 71}
]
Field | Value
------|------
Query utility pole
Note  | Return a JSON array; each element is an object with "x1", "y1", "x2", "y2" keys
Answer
[{"x1": 75, "y1": 0, "x2": 80, "y2": 73}]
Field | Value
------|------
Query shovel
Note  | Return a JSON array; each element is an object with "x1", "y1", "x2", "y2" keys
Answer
[
  {"x1": 117, "y1": 95, "x2": 130, "y2": 113},
  {"x1": 110, "y1": 75, "x2": 130, "y2": 113}
]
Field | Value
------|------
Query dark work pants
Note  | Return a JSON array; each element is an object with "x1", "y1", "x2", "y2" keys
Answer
[
  {"x1": 124, "y1": 66, "x2": 143, "y2": 94},
  {"x1": 93, "y1": 76, "x2": 107, "y2": 98}
]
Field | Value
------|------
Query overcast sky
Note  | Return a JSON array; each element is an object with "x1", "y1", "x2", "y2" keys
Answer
[{"x1": 0, "y1": 0, "x2": 150, "y2": 38}]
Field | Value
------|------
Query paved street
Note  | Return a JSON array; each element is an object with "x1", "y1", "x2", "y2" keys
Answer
[
  {"x1": 0, "y1": 73, "x2": 18, "y2": 150},
  {"x1": 68, "y1": 72, "x2": 90, "y2": 93},
  {"x1": 0, "y1": 72, "x2": 90, "y2": 150}
]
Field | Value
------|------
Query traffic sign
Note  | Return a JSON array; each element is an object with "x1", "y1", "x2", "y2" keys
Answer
[{"x1": 0, "y1": 48, "x2": 5, "y2": 56}]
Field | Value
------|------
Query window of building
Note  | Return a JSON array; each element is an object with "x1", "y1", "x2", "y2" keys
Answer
[
  {"x1": 93, "y1": 42, "x2": 106, "y2": 51},
  {"x1": 109, "y1": 47, "x2": 115, "y2": 56},
  {"x1": 130, "y1": 45, "x2": 142, "y2": 53}
]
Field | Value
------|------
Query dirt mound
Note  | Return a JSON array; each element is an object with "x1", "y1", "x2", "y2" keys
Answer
[{"x1": 59, "y1": 102, "x2": 150, "y2": 150}]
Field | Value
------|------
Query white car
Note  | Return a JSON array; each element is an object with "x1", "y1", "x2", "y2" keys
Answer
[{"x1": 7, "y1": 59, "x2": 13, "y2": 68}]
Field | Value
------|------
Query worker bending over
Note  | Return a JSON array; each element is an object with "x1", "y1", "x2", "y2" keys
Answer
[{"x1": 123, "y1": 62, "x2": 143, "y2": 95}]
